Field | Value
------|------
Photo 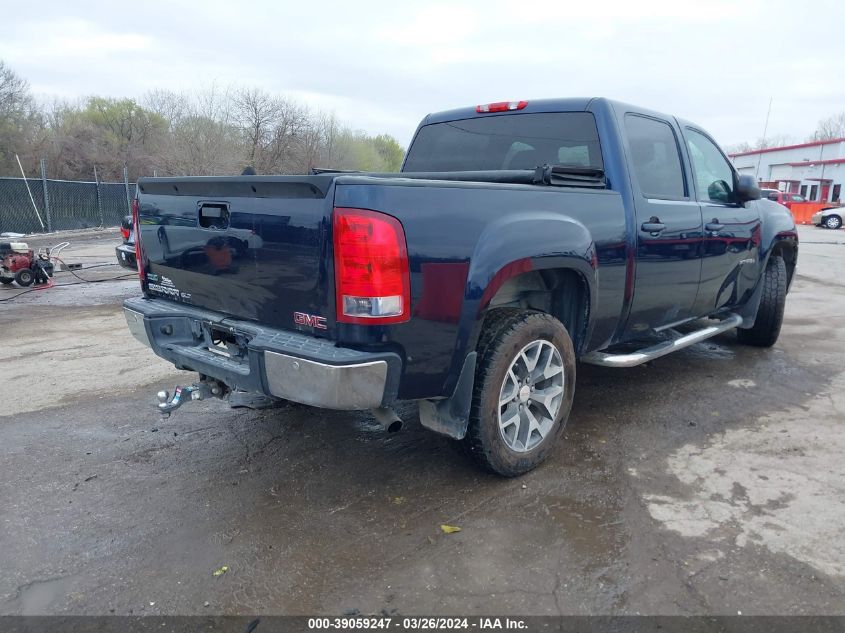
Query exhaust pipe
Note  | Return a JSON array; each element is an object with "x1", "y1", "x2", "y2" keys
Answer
[{"x1": 372, "y1": 406, "x2": 403, "y2": 433}]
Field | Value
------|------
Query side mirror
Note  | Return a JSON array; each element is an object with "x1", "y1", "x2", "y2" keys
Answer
[
  {"x1": 735, "y1": 174, "x2": 761, "y2": 203},
  {"x1": 708, "y1": 179, "x2": 732, "y2": 204}
]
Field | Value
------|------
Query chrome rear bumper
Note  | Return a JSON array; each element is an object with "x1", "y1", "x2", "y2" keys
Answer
[{"x1": 263, "y1": 351, "x2": 388, "y2": 409}]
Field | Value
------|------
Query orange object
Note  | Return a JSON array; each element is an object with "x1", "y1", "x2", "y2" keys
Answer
[
  {"x1": 204, "y1": 242, "x2": 233, "y2": 269},
  {"x1": 788, "y1": 202, "x2": 830, "y2": 225}
]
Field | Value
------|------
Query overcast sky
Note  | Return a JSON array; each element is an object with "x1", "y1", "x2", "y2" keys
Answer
[{"x1": 2, "y1": 0, "x2": 843, "y2": 148}]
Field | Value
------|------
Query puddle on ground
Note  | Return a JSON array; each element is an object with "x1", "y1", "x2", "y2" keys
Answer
[
  {"x1": 542, "y1": 496, "x2": 625, "y2": 565},
  {"x1": 17, "y1": 576, "x2": 73, "y2": 614}
]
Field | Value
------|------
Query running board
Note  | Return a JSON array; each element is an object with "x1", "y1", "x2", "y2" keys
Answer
[{"x1": 581, "y1": 314, "x2": 743, "y2": 368}]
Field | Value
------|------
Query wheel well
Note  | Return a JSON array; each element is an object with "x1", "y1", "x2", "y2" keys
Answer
[
  {"x1": 771, "y1": 240, "x2": 797, "y2": 287},
  {"x1": 483, "y1": 268, "x2": 590, "y2": 353}
]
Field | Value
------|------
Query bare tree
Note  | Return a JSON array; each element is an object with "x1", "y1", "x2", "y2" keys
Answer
[
  {"x1": 1, "y1": 62, "x2": 406, "y2": 179},
  {"x1": 725, "y1": 133, "x2": 795, "y2": 154},
  {"x1": 810, "y1": 112, "x2": 845, "y2": 141},
  {"x1": 0, "y1": 60, "x2": 30, "y2": 115},
  {"x1": 0, "y1": 60, "x2": 44, "y2": 174},
  {"x1": 232, "y1": 87, "x2": 282, "y2": 169}
]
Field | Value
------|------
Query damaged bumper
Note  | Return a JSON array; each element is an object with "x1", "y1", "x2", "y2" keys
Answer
[{"x1": 123, "y1": 297, "x2": 401, "y2": 410}]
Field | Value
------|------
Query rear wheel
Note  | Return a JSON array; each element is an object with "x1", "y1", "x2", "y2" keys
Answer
[
  {"x1": 737, "y1": 255, "x2": 786, "y2": 347},
  {"x1": 463, "y1": 310, "x2": 576, "y2": 476},
  {"x1": 14, "y1": 268, "x2": 34, "y2": 287},
  {"x1": 824, "y1": 214, "x2": 842, "y2": 230}
]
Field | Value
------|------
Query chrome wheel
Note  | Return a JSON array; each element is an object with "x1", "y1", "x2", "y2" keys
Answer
[
  {"x1": 498, "y1": 339, "x2": 565, "y2": 453},
  {"x1": 825, "y1": 215, "x2": 842, "y2": 230}
]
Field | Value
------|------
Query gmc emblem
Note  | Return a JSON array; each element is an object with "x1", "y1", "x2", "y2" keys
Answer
[{"x1": 294, "y1": 311, "x2": 328, "y2": 330}]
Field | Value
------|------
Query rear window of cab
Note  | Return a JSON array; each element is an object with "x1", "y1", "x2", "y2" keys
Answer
[{"x1": 404, "y1": 112, "x2": 603, "y2": 172}]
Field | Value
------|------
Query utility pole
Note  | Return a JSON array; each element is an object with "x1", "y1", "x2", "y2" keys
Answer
[
  {"x1": 123, "y1": 163, "x2": 131, "y2": 214},
  {"x1": 94, "y1": 166, "x2": 105, "y2": 227},
  {"x1": 755, "y1": 97, "x2": 773, "y2": 182},
  {"x1": 16, "y1": 154, "x2": 45, "y2": 230},
  {"x1": 40, "y1": 159, "x2": 52, "y2": 232}
]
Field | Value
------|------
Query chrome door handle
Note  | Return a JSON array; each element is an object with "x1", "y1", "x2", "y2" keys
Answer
[
  {"x1": 705, "y1": 222, "x2": 725, "y2": 232},
  {"x1": 641, "y1": 222, "x2": 666, "y2": 233}
]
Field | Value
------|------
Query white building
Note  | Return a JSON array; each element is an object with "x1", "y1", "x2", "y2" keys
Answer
[{"x1": 729, "y1": 138, "x2": 845, "y2": 204}]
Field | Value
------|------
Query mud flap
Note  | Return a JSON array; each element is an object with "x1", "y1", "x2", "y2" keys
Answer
[
  {"x1": 418, "y1": 352, "x2": 476, "y2": 440},
  {"x1": 737, "y1": 260, "x2": 770, "y2": 329}
]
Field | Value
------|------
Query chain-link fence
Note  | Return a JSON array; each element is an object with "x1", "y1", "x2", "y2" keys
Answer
[{"x1": 0, "y1": 176, "x2": 137, "y2": 235}]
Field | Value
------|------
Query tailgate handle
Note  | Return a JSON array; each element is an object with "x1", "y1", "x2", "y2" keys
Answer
[{"x1": 199, "y1": 203, "x2": 230, "y2": 230}]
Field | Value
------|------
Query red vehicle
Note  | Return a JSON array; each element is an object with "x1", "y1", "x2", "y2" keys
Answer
[{"x1": 760, "y1": 188, "x2": 806, "y2": 209}]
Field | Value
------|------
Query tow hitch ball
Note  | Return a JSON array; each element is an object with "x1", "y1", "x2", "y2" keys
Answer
[{"x1": 156, "y1": 380, "x2": 226, "y2": 417}]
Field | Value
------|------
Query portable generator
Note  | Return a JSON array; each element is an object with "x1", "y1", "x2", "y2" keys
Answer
[{"x1": 0, "y1": 242, "x2": 55, "y2": 287}]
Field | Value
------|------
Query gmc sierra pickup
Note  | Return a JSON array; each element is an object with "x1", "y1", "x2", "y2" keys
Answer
[{"x1": 123, "y1": 98, "x2": 797, "y2": 476}]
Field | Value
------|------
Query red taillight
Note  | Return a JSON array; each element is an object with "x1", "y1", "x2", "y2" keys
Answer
[
  {"x1": 132, "y1": 198, "x2": 145, "y2": 282},
  {"x1": 333, "y1": 207, "x2": 410, "y2": 324},
  {"x1": 476, "y1": 100, "x2": 528, "y2": 113},
  {"x1": 120, "y1": 226, "x2": 130, "y2": 240}
]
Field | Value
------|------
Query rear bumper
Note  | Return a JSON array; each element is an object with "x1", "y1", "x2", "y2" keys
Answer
[
  {"x1": 115, "y1": 243, "x2": 136, "y2": 269},
  {"x1": 123, "y1": 297, "x2": 401, "y2": 409}
]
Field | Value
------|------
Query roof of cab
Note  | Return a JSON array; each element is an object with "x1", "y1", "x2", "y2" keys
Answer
[
  {"x1": 420, "y1": 98, "x2": 719, "y2": 144},
  {"x1": 421, "y1": 98, "x2": 597, "y2": 126}
]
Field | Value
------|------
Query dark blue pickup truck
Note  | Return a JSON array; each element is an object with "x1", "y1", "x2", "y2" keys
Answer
[{"x1": 123, "y1": 98, "x2": 797, "y2": 476}]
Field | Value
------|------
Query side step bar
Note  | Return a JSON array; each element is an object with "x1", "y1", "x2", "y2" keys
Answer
[{"x1": 582, "y1": 314, "x2": 743, "y2": 368}]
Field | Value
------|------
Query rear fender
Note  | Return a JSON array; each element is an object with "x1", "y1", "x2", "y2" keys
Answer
[
  {"x1": 418, "y1": 212, "x2": 596, "y2": 440},
  {"x1": 450, "y1": 211, "x2": 596, "y2": 392}
]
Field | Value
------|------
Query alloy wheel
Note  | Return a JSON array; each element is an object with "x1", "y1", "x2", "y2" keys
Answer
[{"x1": 497, "y1": 339, "x2": 565, "y2": 452}]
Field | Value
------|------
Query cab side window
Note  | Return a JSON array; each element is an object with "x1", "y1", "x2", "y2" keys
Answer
[
  {"x1": 685, "y1": 129, "x2": 735, "y2": 204},
  {"x1": 624, "y1": 115, "x2": 686, "y2": 199}
]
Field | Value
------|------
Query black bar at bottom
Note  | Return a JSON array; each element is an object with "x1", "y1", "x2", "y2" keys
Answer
[{"x1": 0, "y1": 616, "x2": 843, "y2": 633}]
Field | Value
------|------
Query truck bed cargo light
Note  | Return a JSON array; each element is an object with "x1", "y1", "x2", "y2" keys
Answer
[{"x1": 476, "y1": 100, "x2": 528, "y2": 113}]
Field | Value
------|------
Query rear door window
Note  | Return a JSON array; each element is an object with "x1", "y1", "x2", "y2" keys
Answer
[{"x1": 624, "y1": 115, "x2": 686, "y2": 199}]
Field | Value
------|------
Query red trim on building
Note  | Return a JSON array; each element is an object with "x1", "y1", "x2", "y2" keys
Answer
[
  {"x1": 786, "y1": 158, "x2": 845, "y2": 167},
  {"x1": 729, "y1": 137, "x2": 845, "y2": 158}
]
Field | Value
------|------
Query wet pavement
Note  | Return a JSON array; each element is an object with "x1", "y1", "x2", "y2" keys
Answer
[{"x1": 0, "y1": 226, "x2": 843, "y2": 615}]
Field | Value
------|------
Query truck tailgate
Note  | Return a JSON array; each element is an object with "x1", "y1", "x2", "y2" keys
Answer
[{"x1": 136, "y1": 176, "x2": 335, "y2": 333}]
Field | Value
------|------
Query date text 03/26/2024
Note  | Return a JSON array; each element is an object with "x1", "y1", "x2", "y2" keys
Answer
[{"x1": 307, "y1": 617, "x2": 527, "y2": 630}]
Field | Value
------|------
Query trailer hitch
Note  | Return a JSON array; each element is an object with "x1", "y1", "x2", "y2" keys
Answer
[{"x1": 156, "y1": 379, "x2": 226, "y2": 417}]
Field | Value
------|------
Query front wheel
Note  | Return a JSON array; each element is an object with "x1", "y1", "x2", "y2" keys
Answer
[
  {"x1": 737, "y1": 255, "x2": 787, "y2": 347},
  {"x1": 824, "y1": 214, "x2": 842, "y2": 230},
  {"x1": 463, "y1": 310, "x2": 576, "y2": 476}
]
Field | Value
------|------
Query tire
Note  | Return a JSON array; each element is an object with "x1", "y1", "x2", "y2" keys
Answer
[
  {"x1": 0, "y1": 277, "x2": 13, "y2": 285},
  {"x1": 824, "y1": 214, "x2": 842, "y2": 230},
  {"x1": 14, "y1": 268, "x2": 34, "y2": 287},
  {"x1": 737, "y1": 255, "x2": 787, "y2": 347},
  {"x1": 463, "y1": 310, "x2": 576, "y2": 477}
]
